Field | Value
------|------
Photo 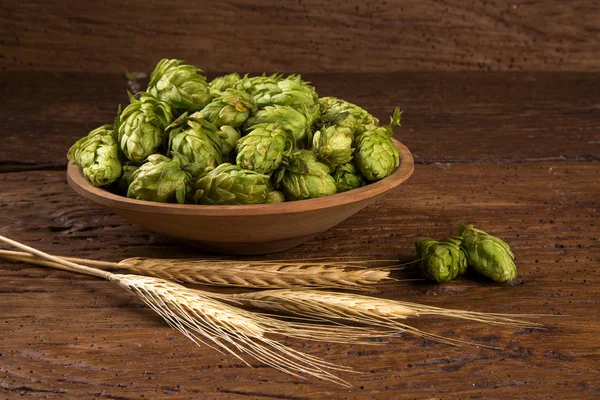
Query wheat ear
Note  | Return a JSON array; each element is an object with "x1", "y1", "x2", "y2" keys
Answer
[
  {"x1": 0, "y1": 250, "x2": 394, "y2": 291},
  {"x1": 0, "y1": 236, "x2": 370, "y2": 386},
  {"x1": 230, "y1": 289, "x2": 544, "y2": 347}
]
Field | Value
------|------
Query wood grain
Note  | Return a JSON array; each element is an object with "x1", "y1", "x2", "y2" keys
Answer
[
  {"x1": 1, "y1": 71, "x2": 599, "y2": 172},
  {"x1": 1, "y1": 162, "x2": 599, "y2": 399},
  {"x1": 1, "y1": 0, "x2": 599, "y2": 73}
]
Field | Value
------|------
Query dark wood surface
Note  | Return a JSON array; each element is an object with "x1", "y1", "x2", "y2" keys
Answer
[
  {"x1": 1, "y1": 72, "x2": 599, "y2": 399},
  {"x1": 2, "y1": 1, "x2": 600, "y2": 73}
]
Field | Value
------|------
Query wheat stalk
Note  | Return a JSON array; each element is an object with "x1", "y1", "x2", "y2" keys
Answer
[
  {"x1": 229, "y1": 289, "x2": 544, "y2": 347},
  {"x1": 0, "y1": 236, "x2": 395, "y2": 386},
  {"x1": 0, "y1": 250, "x2": 395, "y2": 291}
]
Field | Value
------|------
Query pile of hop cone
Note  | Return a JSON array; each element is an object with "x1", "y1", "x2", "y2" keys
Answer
[{"x1": 68, "y1": 59, "x2": 403, "y2": 205}]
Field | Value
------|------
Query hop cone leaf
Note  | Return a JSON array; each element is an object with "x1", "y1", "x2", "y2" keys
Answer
[
  {"x1": 281, "y1": 150, "x2": 337, "y2": 200},
  {"x1": 127, "y1": 154, "x2": 192, "y2": 204},
  {"x1": 196, "y1": 89, "x2": 256, "y2": 128},
  {"x1": 166, "y1": 114, "x2": 223, "y2": 176},
  {"x1": 415, "y1": 237, "x2": 467, "y2": 283},
  {"x1": 67, "y1": 125, "x2": 122, "y2": 187},
  {"x1": 313, "y1": 125, "x2": 354, "y2": 168},
  {"x1": 332, "y1": 163, "x2": 366, "y2": 193},
  {"x1": 147, "y1": 58, "x2": 210, "y2": 113},
  {"x1": 209, "y1": 72, "x2": 242, "y2": 95},
  {"x1": 459, "y1": 223, "x2": 517, "y2": 283},
  {"x1": 193, "y1": 163, "x2": 274, "y2": 205},
  {"x1": 318, "y1": 96, "x2": 379, "y2": 135},
  {"x1": 116, "y1": 92, "x2": 173, "y2": 163},
  {"x1": 236, "y1": 123, "x2": 294, "y2": 174},
  {"x1": 244, "y1": 105, "x2": 310, "y2": 144}
]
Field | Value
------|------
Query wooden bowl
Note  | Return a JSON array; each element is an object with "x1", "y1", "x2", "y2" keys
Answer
[{"x1": 67, "y1": 139, "x2": 414, "y2": 254}]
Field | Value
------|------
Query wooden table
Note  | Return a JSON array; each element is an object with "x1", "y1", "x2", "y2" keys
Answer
[{"x1": 1, "y1": 72, "x2": 598, "y2": 399}]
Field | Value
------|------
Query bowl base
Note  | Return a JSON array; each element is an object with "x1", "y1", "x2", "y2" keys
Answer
[{"x1": 180, "y1": 233, "x2": 320, "y2": 255}]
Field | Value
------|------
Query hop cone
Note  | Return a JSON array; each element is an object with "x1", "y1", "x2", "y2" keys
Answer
[
  {"x1": 196, "y1": 89, "x2": 256, "y2": 128},
  {"x1": 68, "y1": 125, "x2": 122, "y2": 187},
  {"x1": 265, "y1": 191, "x2": 286, "y2": 203},
  {"x1": 236, "y1": 123, "x2": 294, "y2": 174},
  {"x1": 118, "y1": 163, "x2": 139, "y2": 194},
  {"x1": 127, "y1": 154, "x2": 192, "y2": 204},
  {"x1": 166, "y1": 114, "x2": 223, "y2": 175},
  {"x1": 319, "y1": 97, "x2": 379, "y2": 134},
  {"x1": 355, "y1": 109, "x2": 402, "y2": 181},
  {"x1": 244, "y1": 105, "x2": 310, "y2": 144},
  {"x1": 217, "y1": 125, "x2": 241, "y2": 155},
  {"x1": 415, "y1": 237, "x2": 467, "y2": 283},
  {"x1": 281, "y1": 150, "x2": 337, "y2": 200},
  {"x1": 209, "y1": 72, "x2": 242, "y2": 95},
  {"x1": 193, "y1": 163, "x2": 274, "y2": 205},
  {"x1": 147, "y1": 58, "x2": 210, "y2": 113},
  {"x1": 459, "y1": 224, "x2": 517, "y2": 283},
  {"x1": 116, "y1": 92, "x2": 173, "y2": 163},
  {"x1": 332, "y1": 163, "x2": 366, "y2": 193},
  {"x1": 236, "y1": 74, "x2": 319, "y2": 124},
  {"x1": 313, "y1": 125, "x2": 354, "y2": 168}
]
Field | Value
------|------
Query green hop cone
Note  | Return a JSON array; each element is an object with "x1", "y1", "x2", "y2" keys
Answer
[
  {"x1": 67, "y1": 125, "x2": 122, "y2": 187},
  {"x1": 127, "y1": 154, "x2": 193, "y2": 204},
  {"x1": 318, "y1": 97, "x2": 379, "y2": 135},
  {"x1": 209, "y1": 73, "x2": 242, "y2": 95},
  {"x1": 281, "y1": 150, "x2": 337, "y2": 200},
  {"x1": 244, "y1": 105, "x2": 310, "y2": 144},
  {"x1": 459, "y1": 223, "x2": 517, "y2": 283},
  {"x1": 415, "y1": 237, "x2": 468, "y2": 283},
  {"x1": 193, "y1": 163, "x2": 275, "y2": 205},
  {"x1": 312, "y1": 125, "x2": 354, "y2": 168},
  {"x1": 332, "y1": 163, "x2": 366, "y2": 193},
  {"x1": 196, "y1": 89, "x2": 256, "y2": 128},
  {"x1": 217, "y1": 125, "x2": 241, "y2": 155},
  {"x1": 235, "y1": 74, "x2": 319, "y2": 124},
  {"x1": 147, "y1": 58, "x2": 210, "y2": 113},
  {"x1": 236, "y1": 123, "x2": 294, "y2": 174},
  {"x1": 166, "y1": 114, "x2": 223, "y2": 176},
  {"x1": 355, "y1": 108, "x2": 402, "y2": 181},
  {"x1": 265, "y1": 191, "x2": 286, "y2": 204},
  {"x1": 118, "y1": 163, "x2": 139, "y2": 194},
  {"x1": 116, "y1": 92, "x2": 173, "y2": 163}
]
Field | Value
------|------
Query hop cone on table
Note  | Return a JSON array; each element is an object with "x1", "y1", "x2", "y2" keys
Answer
[
  {"x1": 236, "y1": 123, "x2": 295, "y2": 174},
  {"x1": 281, "y1": 150, "x2": 337, "y2": 200},
  {"x1": 209, "y1": 72, "x2": 242, "y2": 95},
  {"x1": 166, "y1": 114, "x2": 223, "y2": 175},
  {"x1": 332, "y1": 163, "x2": 366, "y2": 193},
  {"x1": 196, "y1": 89, "x2": 256, "y2": 128},
  {"x1": 318, "y1": 97, "x2": 379, "y2": 135},
  {"x1": 313, "y1": 125, "x2": 354, "y2": 168},
  {"x1": 355, "y1": 108, "x2": 402, "y2": 181},
  {"x1": 415, "y1": 237, "x2": 468, "y2": 283},
  {"x1": 459, "y1": 223, "x2": 517, "y2": 283},
  {"x1": 116, "y1": 92, "x2": 173, "y2": 163},
  {"x1": 68, "y1": 125, "x2": 122, "y2": 187},
  {"x1": 193, "y1": 163, "x2": 276, "y2": 205},
  {"x1": 127, "y1": 153, "x2": 193, "y2": 204},
  {"x1": 244, "y1": 105, "x2": 311, "y2": 144},
  {"x1": 147, "y1": 58, "x2": 210, "y2": 114}
]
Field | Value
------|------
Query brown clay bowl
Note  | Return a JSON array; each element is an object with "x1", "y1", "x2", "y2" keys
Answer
[{"x1": 67, "y1": 139, "x2": 414, "y2": 254}]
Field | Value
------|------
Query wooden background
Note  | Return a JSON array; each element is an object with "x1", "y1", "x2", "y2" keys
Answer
[
  {"x1": 1, "y1": 1, "x2": 600, "y2": 399},
  {"x1": 1, "y1": 0, "x2": 599, "y2": 73}
]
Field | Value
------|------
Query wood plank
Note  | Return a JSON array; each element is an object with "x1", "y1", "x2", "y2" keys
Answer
[
  {"x1": 2, "y1": 1, "x2": 599, "y2": 73},
  {"x1": 0, "y1": 162, "x2": 598, "y2": 398},
  {"x1": 1, "y1": 72, "x2": 599, "y2": 172}
]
